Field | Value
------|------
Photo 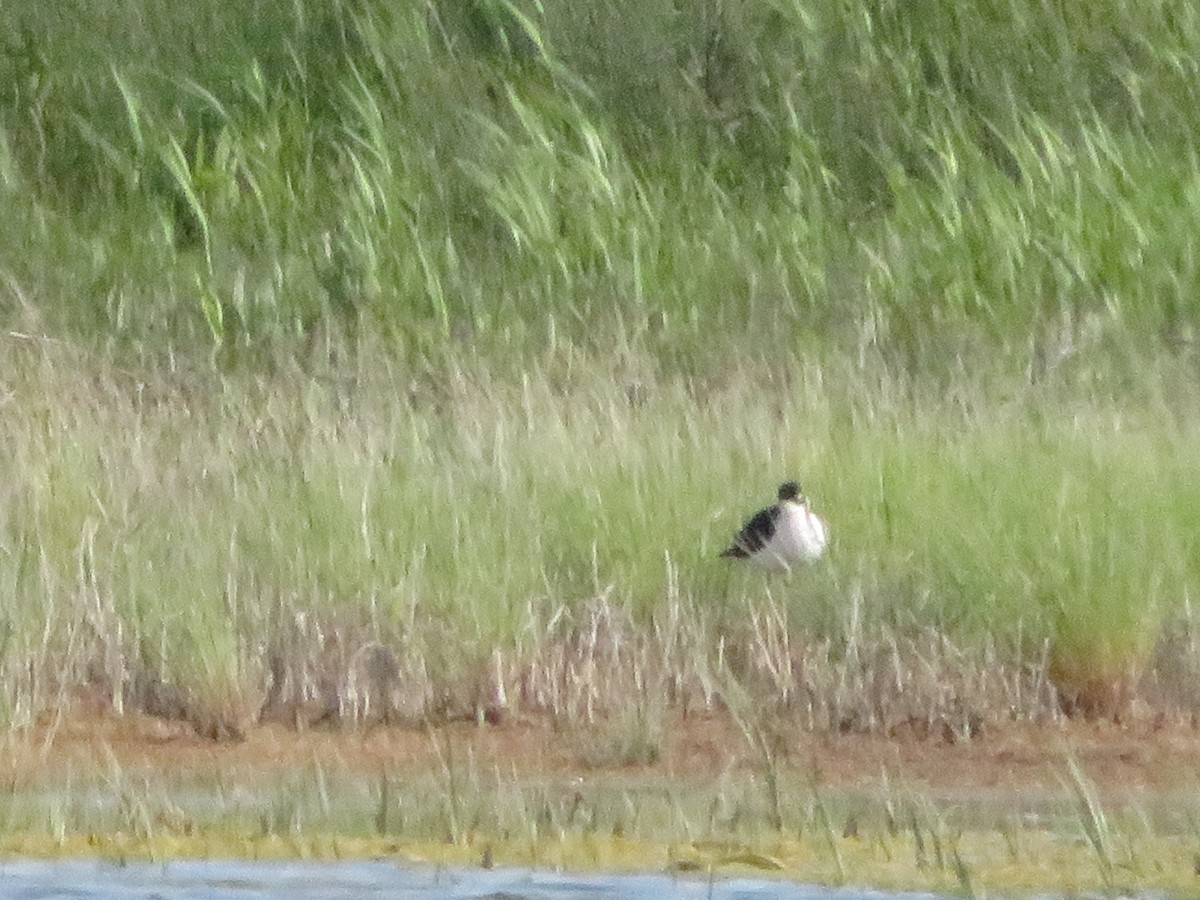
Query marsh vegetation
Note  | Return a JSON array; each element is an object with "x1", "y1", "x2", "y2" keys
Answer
[{"x1": 2, "y1": 1, "x2": 1200, "y2": 889}]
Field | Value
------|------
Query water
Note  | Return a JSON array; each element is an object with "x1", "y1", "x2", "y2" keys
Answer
[{"x1": 0, "y1": 860, "x2": 943, "y2": 900}]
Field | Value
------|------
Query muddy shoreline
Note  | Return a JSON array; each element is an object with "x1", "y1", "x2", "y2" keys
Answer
[
  {"x1": 5, "y1": 708, "x2": 1200, "y2": 893},
  {"x1": 16, "y1": 706, "x2": 1200, "y2": 801}
]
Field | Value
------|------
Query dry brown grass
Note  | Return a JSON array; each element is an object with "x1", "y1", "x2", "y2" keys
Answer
[{"x1": 45, "y1": 588, "x2": 1194, "y2": 744}]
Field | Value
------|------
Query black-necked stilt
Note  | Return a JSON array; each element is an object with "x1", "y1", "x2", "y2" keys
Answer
[{"x1": 720, "y1": 481, "x2": 828, "y2": 571}]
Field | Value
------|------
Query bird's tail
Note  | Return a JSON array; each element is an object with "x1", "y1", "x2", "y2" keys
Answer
[{"x1": 719, "y1": 546, "x2": 748, "y2": 559}]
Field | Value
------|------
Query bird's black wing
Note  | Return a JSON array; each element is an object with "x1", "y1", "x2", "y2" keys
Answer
[{"x1": 721, "y1": 504, "x2": 781, "y2": 557}]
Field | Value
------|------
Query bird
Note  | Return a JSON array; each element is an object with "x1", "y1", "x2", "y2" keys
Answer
[{"x1": 720, "y1": 481, "x2": 828, "y2": 571}]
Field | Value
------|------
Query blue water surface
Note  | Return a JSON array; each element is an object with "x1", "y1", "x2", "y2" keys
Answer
[{"x1": 0, "y1": 860, "x2": 946, "y2": 900}]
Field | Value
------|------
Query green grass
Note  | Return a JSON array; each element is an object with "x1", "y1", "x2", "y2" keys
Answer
[
  {"x1": 1, "y1": 0, "x2": 1200, "y2": 722},
  {"x1": 0, "y1": 336, "x2": 1197, "y2": 724},
  {"x1": 4, "y1": 0, "x2": 1200, "y2": 365}
]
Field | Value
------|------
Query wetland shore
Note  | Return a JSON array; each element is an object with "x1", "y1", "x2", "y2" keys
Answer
[{"x1": 5, "y1": 706, "x2": 1200, "y2": 895}]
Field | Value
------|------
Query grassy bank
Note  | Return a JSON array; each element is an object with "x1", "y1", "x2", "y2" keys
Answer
[
  {"x1": 1, "y1": 0, "x2": 1200, "y2": 727},
  {"x1": 1, "y1": 336, "x2": 1198, "y2": 730}
]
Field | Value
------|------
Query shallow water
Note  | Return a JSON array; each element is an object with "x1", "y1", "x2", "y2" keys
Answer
[{"x1": 0, "y1": 860, "x2": 943, "y2": 900}]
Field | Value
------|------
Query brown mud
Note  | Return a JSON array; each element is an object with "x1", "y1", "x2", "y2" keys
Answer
[{"x1": 14, "y1": 706, "x2": 1200, "y2": 801}]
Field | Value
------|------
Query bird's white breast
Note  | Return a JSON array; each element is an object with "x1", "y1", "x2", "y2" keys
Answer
[{"x1": 757, "y1": 502, "x2": 828, "y2": 570}]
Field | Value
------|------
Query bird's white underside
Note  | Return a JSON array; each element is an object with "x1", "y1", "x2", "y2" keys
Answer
[{"x1": 748, "y1": 501, "x2": 828, "y2": 572}]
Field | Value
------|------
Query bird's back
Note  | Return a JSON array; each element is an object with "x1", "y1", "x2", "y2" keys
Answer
[{"x1": 719, "y1": 505, "x2": 782, "y2": 558}]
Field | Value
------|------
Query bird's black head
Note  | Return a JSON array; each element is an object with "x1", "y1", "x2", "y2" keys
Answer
[{"x1": 777, "y1": 481, "x2": 802, "y2": 502}]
